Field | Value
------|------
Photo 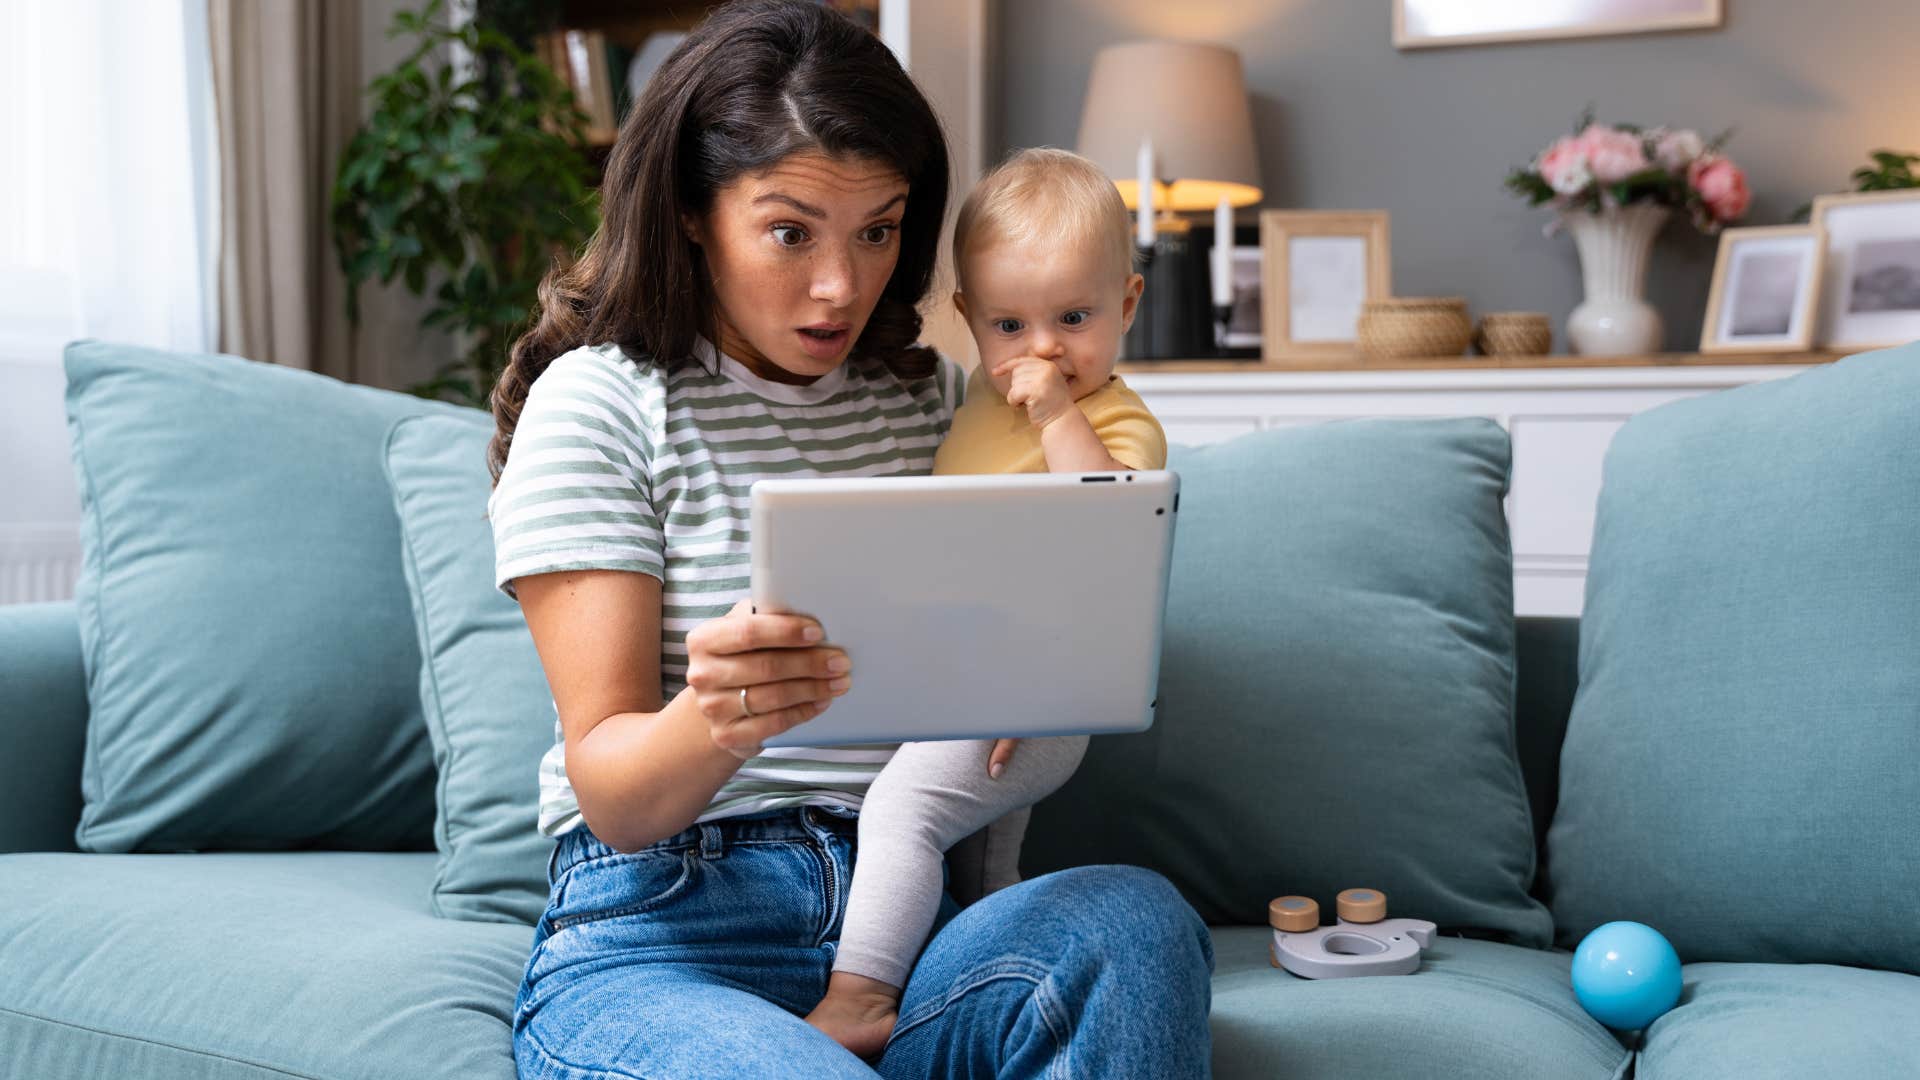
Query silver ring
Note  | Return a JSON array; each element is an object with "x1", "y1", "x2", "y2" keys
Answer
[{"x1": 739, "y1": 686, "x2": 757, "y2": 718}]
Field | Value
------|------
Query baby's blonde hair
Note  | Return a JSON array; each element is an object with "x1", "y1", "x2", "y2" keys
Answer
[{"x1": 952, "y1": 147, "x2": 1136, "y2": 290}]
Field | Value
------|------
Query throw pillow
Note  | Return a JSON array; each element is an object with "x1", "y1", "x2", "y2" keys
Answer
[
  {"x1": 385, "y1": 413, "x2": 554, "y2": 924},
  {"x1": 1547, "y1": 344, "x2": 1920, "y2": 973},
  {"x1": 64, "y1": 340, "x2": 458, "y2": 851},
  {"x1": 1022, "y1": 418, "x2": 1552, "y2": 944}
]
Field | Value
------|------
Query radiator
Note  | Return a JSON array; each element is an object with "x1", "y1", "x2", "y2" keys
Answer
[{"x1": 0, "y1": 524, "x2": 83, "y2": 605}]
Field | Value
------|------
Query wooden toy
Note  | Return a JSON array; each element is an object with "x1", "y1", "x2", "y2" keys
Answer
[{"x1": 1268, "y1": 888, "x2": 1436, "y2": 979}]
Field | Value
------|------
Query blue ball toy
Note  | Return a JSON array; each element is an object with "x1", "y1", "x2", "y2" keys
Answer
[{"x1": 1571, "y1": 921, "x2": 1683, "y2": 1031}]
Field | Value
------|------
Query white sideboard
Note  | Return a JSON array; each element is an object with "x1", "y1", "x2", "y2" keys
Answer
[{"x1": 1123, "y1": 362, "x2": 1819, "y2": 617}]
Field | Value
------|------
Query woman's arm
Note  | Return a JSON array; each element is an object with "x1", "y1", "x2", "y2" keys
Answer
[
  {"x1": 515, "y1": 570, "x2": 850, "y2": 852},
  {"x1": 516, "y1": 569, "x2": 737, "y2": 851}
]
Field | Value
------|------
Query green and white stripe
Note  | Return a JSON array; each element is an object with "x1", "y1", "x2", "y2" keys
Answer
[{"x1": 489, "y1": 339, "x2": 964, "y2": 838}]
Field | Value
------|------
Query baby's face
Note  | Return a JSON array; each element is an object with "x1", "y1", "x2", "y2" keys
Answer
[{"x1": 955, "y1": 237, "x2": 1144, "y2": 402}]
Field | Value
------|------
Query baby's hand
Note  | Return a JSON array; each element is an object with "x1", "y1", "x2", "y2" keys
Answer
[{"x1": 992, "y1": 356, "x2": 1074, "y2": 430}]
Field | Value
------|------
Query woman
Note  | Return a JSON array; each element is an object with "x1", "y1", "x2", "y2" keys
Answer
[{"x1": 486, "y1": 3, "x2": 1213, "y2": 1076}]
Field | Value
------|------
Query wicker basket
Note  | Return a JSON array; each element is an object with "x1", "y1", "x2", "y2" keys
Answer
[
  {"x1": 1474, "y1": 312, "x2": 1553, "y2": 357},
  {"x1": 1357, "y1": 297, "x2": 1472, "y2": 360}
]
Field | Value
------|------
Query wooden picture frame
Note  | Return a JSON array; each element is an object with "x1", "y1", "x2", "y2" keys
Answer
[
  {"x1": 1700, "y1": 225, "x2": 1825, "y2": 354},
  {"x1": 1811, "y1": 189, "x2": 1920, "y2": 351},
  {"x1": 1259, "y1": 210, "x2": 1391, "y2": 364},
  {"x1": 1394, "y1": 0, "x2": 1722, "y2": 50}
]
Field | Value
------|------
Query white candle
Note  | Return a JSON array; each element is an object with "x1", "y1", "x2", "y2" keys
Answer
[
  {"x1": 1212, "y1": 195, "x2": 1234, "y2": 307},
  {"x1": 1136, "y1": 136, "x2": 1155, "y2": 248}
]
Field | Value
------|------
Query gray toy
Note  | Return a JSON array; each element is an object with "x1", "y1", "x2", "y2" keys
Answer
[{"x1": 1268, "y1": 888, "x2": 1436, "y2": 979}]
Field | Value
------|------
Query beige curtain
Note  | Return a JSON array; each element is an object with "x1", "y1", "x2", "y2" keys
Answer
[{"x1": 207, "y1": 0, "x2": 364, "y2": 383}]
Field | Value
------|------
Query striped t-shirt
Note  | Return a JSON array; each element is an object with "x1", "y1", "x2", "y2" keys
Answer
[{"x1": 489, "y1": 337, "x2": 965, "y2": 838}]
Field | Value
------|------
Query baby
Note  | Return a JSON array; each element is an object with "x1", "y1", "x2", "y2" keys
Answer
[{"x1": 804, "y1": 147, "x2": 1168, "y2": 1058}]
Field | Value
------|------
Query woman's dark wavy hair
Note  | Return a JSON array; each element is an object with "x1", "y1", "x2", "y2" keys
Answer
[{"x1": 487, "y1": 0, "x2": 950, "y2": 482}]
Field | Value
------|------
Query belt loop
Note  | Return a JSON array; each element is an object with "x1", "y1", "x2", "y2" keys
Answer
[{"x1": 698, "y1": 822, "x2": 724, "y2": 859}]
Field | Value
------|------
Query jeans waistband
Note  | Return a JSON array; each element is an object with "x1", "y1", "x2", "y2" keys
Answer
[{"x1": 550, "y1": 804, "x2": 858, "y2": 881}]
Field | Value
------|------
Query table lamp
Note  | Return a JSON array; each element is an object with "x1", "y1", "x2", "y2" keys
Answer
[{"x1": 1077, "y1": 40, "x2": 1263, "y2": 359}]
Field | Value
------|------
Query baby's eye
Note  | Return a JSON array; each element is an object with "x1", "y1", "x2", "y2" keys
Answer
[
  {"x1": 1061, "y1": 310, "x2": 1091, "y2": 327},
  {"x1": 771, "y1": 225, "x2": 808, "y2": 247},
  {"x1": 993, "y1": 319, "x2": 1023, "y2": 335},
  {"x1": 861, "y1": 224, "x2": 897, "y2": 245}
]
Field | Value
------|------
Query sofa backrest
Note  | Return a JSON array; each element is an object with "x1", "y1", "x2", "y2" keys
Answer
[
  {"x1": 5, "y1": 604, "x2": 1590, "y2": 888},
  {"x1": 1513, "y1": 616, "x2": 1580, "y2": 902},
  {"x1": 0, "y1": 601, "x2": 88, "y2": 854}
]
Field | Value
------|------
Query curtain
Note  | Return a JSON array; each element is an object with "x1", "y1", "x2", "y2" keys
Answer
[
  {"x1": 0, "y1": 0, "x2": 219, "y2": 367},
  {"x1": 206, "y1": 0, "x2": 366, "y2": 383}
]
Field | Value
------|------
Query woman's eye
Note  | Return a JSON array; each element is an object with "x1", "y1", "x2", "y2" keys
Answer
[
  {"x1": 861, "y1": 224, "x2": 897, "y2": 245},
  {"x1": 1061, "y1": 310, "x2": 1090, "y2": 327},
  {"x1": 771, "y1": 225, "x2": 808, "y2": 247},
  {"x1": 994, "y1": 319, "x2": 1022, "y2": 335}
]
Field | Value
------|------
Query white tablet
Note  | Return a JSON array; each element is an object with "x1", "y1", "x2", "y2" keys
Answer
[{"x1": 750, "y1": 471, "x2": 1180, "y2": 747}]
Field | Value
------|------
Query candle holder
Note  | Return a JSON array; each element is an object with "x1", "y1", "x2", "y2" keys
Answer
[{"x1": 1123, "y1": 214, "x2": 1212, "y2": 361}]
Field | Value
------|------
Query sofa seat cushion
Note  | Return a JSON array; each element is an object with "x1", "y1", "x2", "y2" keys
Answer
[
  {"x1": 0, "y1": 852, "x2": 529, "y2": 1080},
  {"x1": 1207, "y1": 927, "x2": 1631, "y2": 1079},
  {"x1": 1637, "y1": 962, "x2": 1920, "y2": 1079}
]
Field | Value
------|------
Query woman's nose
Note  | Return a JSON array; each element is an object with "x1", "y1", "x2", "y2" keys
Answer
[{"x1": 810, "y1": 248, "x2": 856, "y2": 307}]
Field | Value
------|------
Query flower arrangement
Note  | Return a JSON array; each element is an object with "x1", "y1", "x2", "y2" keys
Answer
[{"x1": 1506, "y1": 108, "x2": 1750, "y2": 233}]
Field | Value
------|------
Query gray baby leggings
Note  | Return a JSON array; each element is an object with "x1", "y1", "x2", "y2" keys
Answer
[{"x1": 835, "y1": 734, "x2": 1090, "y2": 988}]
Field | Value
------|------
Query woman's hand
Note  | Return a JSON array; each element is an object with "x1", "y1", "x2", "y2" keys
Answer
[{"x1": 685, "y1": 599, "x2": 852, "y2": 759}]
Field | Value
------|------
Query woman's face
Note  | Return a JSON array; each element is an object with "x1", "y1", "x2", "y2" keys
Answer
[{"x1": 689, "y1": 151, "x2": 909, "y2": 385}]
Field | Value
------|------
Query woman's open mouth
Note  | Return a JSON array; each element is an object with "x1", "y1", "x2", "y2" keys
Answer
[{"x1": 795, "y1": 325, "x2": 851, "y2": 359}]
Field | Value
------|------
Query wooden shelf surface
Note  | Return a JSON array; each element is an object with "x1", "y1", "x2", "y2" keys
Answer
[{"x1": 1116, "y1": 350, "x2": 1844, "y2": 375}]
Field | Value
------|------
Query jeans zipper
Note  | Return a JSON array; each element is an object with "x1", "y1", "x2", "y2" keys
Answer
[{"x1": 808, "y1": 815, "x2": 842, "y2": 944}]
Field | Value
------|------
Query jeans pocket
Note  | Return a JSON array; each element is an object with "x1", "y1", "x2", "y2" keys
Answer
[{"x1": 547, "y1": 848, "x2": 700, "y2": 932}]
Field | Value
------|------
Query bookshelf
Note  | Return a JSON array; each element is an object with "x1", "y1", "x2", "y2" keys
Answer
[{"x1": 539, "y1": 1, "x2": 882, "y2": 151}]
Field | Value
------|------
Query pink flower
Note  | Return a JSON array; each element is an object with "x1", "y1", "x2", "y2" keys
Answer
[
  {"x1": 1689, "y1": 154, "x2": 1750, "y2": 224},
  {"x1": 1537, "y1": 135, "x2": 1593, "y2": 196},
  {"x1": 1575, "y1": 124, "x2": 1649, "y2": 184},
  {"x1": 1653, "y1": 128, "x2": 1705, "y2": 171}
]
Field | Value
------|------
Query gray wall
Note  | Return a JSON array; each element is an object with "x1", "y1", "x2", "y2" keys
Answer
[{"x1": 993, "y1": 0, "x2": 1920, "y2": 352}]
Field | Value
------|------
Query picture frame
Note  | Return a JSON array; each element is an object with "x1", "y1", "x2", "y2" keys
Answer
[
  {"x1": 1259, "y1": 210, "x2": 1392, "y2": 363},
  {"x1": 1223, "y1": 245, "x2": 1263, "y2": 349},
  {"x1": 1812, "y1": 190, "x2": 1920, "y2": 351},
  {"x1": 1394, "y1": 0, "x2": 1722, "y2": 50},
  {"x1": 1699, "y1": 225, "x2": 1825, "y2": 354}
]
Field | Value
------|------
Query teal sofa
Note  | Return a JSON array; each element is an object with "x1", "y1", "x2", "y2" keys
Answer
[{"x1": 3, "y1": 340, "x2": 1916, "y2": 1079}]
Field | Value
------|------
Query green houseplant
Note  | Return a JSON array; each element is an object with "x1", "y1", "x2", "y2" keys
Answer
[{"x1": 332, "y1": 0, "x2": 599, "y2": 406}]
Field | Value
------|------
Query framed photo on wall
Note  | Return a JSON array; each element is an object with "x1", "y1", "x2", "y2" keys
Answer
[
  {"x1": 1394, "y1": 0, "x2": 1722, "y2": 50},
  {"x1": 1812, "y1": 190, "x2": 1920, "y2": 350},
  {"x1": 1700, "y1": 225, "x2": 1825, "y2": 354},
  {"x1": 1259, "y1": 210, "x2": 1392, "y2": 363}
]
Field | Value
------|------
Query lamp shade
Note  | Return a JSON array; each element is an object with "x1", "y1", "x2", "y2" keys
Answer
[{"x1": 1076, "y1": 40, "x2": 1262, "y2": 212}]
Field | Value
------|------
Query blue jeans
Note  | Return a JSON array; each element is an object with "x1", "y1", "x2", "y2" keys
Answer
[{"x1": 511, "y1": 805, "x2": 1214, "y2": 1078}]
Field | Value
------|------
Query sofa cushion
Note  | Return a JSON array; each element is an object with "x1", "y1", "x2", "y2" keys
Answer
[
  {"x1": 63, "y1": 340, "x2": 465, "y2": 852},
  {"x1": 1024, "y1": 419, "x2": 1552, "y2": 945},
  {"x1": 1547, "y1": 345, "x2": 1920, "y2": 973},
  {"x1": 1637, "y1": 962, "x2": 1920, "y2": 1079},
  {"x1": 0, "y1": 851, "x2": 528, "y2": 1080},
  {"x1": 385, "y1": 413, "x2": 555, "y2": 925},
  {"x1": 1208, "y1": 927, "x2": 1630, "y2": 1079}
]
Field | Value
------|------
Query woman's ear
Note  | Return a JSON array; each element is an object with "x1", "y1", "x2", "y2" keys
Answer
[
  {"x1": 680, "y1": 213, "x2": 703, "y2": 246},
  {"x1": 1119, "y1": 273, "x2": 1146, "y2": 333}
]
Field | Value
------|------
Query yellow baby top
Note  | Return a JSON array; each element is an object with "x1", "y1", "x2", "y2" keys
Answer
[{"x1": 933, "y1": 365, "x2": 1169, "y2": 475}]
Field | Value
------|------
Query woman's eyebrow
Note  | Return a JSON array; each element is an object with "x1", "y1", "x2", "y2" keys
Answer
[
  {"x1": 752, "y1": 193, "x2": 826, "y2": 217},
  {"x1": 750, "y1": 192, "x2": 907, "y2": 219}
]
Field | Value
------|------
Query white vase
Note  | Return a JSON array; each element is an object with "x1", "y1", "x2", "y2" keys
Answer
[{"x1": 1563, "y1": 204, "x2": 1670, "y2": 356}]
